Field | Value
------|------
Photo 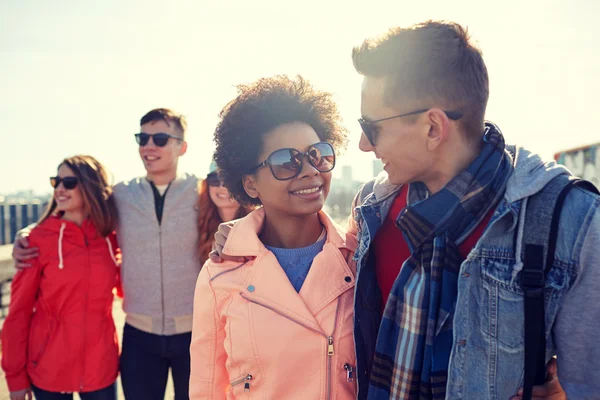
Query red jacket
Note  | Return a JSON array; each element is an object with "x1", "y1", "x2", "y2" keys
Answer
[{"x1": 1, "y1": 216, "x2": 120, "y2": 393}]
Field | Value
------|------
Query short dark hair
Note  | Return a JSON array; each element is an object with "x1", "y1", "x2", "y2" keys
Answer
[
  {"x1": 140, "y1": 108, "x2": 187, "y2": 139},
  {"x1": 352, "y1": 20, "x2": 489, "y2": 139},
  {"x1": 213, "y1": 75, "x2": 348, "y2": 206}
]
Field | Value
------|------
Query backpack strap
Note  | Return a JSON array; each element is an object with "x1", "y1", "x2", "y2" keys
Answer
[{"x1": 521, "y1": 176, "x2": 599, "y2": 400}]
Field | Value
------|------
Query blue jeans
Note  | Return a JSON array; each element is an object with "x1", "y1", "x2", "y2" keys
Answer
[
  {"x1": 120, "y1": 323, "x2": 191, "y2": 400},
  {"x1": 32, "y1": 382, "x2": 116, "y2": 400}
]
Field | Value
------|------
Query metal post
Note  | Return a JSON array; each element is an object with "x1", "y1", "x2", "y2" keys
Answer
[
  {"x1": 21, "y1": 204, "x2": 29, "y2": 228},
  {"x1": 32, "y1": 203, "x2": 40, "y2": 223},
  {"x1": 9, "y1": 204, "x2": 17, "y2": 243},
  {"x1": 0, "y1": 204, "x2": 5, "y2": 245}
]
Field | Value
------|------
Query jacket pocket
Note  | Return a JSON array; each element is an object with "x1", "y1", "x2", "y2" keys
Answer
[
  {"x1": 481, "y1": 279, "x2": 525, "y2": 349},
  {"x1": 230, "y1": 373, "x2": 253, "y2": 394},
  {"x1": 29, "y1": 318, "x2": 55, "y2": 367},
  {"x1": 479, "y1": 257, "x2": 525, "y2": 350}
]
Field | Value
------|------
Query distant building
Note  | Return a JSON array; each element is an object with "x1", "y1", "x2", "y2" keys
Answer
[
  {"x1": 555, "y1": 142, "x2": 600, "y2": 187},
  {"x1": 1, "y1": 192, "x2": 50, "y2": 245}
]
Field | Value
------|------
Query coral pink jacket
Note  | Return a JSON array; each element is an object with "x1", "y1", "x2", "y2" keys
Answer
[{"x1": 190, "y1": 208, "x2": 358, "y2": 399}]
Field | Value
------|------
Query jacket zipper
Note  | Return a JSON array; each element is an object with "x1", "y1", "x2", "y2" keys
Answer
[
  {"x1": 159, "y1": 226, "x2": 165, "y2": 334},
  {"x1": 344, "y1": 363, "x2": 355, "y2": 382},
  {"x1": 230, "y1": 374, "x2": 253, "y2": 392},
  {"x1": 327, "y1": 297, "x2": 341, "y2": 400},
  {"x1": 80, "y1": 236, "x2": 90, "y2": 391},
  {"x1": 240, "y1": 293, "x2": 341, "y2": 400}
]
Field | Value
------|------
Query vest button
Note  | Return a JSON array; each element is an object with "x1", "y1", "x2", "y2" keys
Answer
[{"x1": 344, "y1": 276, "x2": 352, "y2": 283}]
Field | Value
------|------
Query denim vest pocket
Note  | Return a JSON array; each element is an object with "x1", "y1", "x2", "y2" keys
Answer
[
  {"x1": 480, "y1": 257, "x2": 525, "y2": 350},
  {"x1": 479, "y1": 255, "x2": 568, "y2": 352}
]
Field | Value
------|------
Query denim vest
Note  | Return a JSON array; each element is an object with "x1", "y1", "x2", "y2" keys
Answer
[{"x1": 352, "y1": 153, "x2": 600, "y2": 399}]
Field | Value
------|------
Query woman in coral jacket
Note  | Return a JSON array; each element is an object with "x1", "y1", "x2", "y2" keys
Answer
[
  {"x1": 190, "y1": 75, "x2": 357, "y2": 400},
  {"x1": 2, "y1": 155, "x2": 120, "y2": 400}
]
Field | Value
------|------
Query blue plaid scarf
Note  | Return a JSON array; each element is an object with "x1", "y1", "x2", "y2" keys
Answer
[{"x1": 368, "y1": 123, "x2": 512, "y2": 399}]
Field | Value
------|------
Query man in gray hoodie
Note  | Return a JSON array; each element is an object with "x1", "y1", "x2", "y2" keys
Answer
[{"x1": 14, "y1": 108, "x2": 201, "y2": 400}]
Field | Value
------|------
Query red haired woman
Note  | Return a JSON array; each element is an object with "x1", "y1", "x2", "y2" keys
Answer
[{"x1": 197, "y1": 163, "x2": 252, "y2": 265}]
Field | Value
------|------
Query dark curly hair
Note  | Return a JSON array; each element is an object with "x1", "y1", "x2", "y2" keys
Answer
[{"x1": 213, "y1": 75, "x2": 348, "y2": 206}]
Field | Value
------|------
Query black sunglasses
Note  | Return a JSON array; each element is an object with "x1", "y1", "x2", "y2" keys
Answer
[
  {"x1": 358, "y1": 108, "x2": 463, "y2": 146},
  {"x1": 50, "y1": 176, "x2": 78, "y2": 190},
  {"x1": 134, "y1": 132, "x2": 183, "y2": 147},
  {"x1": 206, "y1": 173, "x2": 223, "y2": 187},
  {"x1": 252, "y1": 142, "x2": 336, "y2": 181}
]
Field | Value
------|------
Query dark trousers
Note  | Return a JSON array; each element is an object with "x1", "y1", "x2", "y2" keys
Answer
[
  {"x1": 120, "y1": 323, "x2": 191, "y2": 400},
  {"x1": 32, "y1": 382, "x2": 116, "y2": 400}
]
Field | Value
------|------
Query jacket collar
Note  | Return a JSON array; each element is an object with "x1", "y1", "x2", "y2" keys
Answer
[
  {"x1": 223, "y1": 208, "x2": 354, "y2": 257},
  {"x1": 222, "y1": 208, "x2": 356, "y2": 332}
]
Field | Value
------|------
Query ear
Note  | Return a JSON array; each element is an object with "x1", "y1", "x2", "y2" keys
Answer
[
  {"x1": 242, "y1": 174, "x2": 259, "y2": 200},
  {"x1": 425, "y1": 109, "x2": 449, "y2": 151},
  {"x1": 178, "y1": 141, "x2": 188, "y2": 156}
]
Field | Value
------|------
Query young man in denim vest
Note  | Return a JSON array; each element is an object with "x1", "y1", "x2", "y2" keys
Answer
[
  {"x1": 349, "y1": 21, "x2": 600, "y2": 399},
  {"x1": 13, "y1": 108, "x2": 201, "y2": 399}
]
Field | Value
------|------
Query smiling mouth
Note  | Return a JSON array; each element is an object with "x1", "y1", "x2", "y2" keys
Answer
[
  {"x1": 291, "y1": 186, "x2": 322, "y2": 195},
  {"x1": 144, "y1": 155, "x2": 160, "y2": 161},
  {"x1": 56, "y1": 196, "x2": 70, "y2": 202}
]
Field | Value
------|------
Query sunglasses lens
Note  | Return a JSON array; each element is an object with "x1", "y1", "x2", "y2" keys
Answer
[
  {"x1": 62, "y1": 177, "x2": 78, "y2": 190},
  {"x1": 51, "y1": 176, "x2": 78, "y2": 189},
  {"x1": 136, "y1": 133, "x2": 150, "y2": 146},
  {"x1": 153, "y1": 134, "x2": 170, "y2": 147},
  {"x1": 206, "y1": 175, "x2": 222, "y2": 187},
  {"x1": 269, "y1": 149, "x2": 302, "y2": 180},
  {"x1": 309, "y1": 143, "x2": 335, "y2": 172},
  {"x1": 358, "y1": 120, "x2": 375, "y2": 146}
]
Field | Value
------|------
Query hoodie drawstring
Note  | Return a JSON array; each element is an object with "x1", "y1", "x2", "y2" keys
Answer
[
  {"x1": 106, "y1": 237, "x2": 118, "y2": 266},
  {"x1": 510, "y1": 197, "x2": 528, "y2": 285},
  {"x1": 58, "y1": 223, "x2": 66, "y2": 270},
  {"x1": 57, "y1": 224, "x2": 118, "y2": 269}
]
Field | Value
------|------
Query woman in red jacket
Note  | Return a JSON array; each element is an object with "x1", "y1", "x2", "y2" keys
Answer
[{"x1": 2, "y1": 155, "x2": 120, "y2": 400}]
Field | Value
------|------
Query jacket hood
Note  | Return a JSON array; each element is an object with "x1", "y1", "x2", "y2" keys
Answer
[
  {"x1": 503, "y1": 145, "x2": 571, "y2": 203},
  {"x1": 36, "y1": 215, "x2": 99, "y2": 237},
  {"x1": 34, "y1": 216, "x2": 117, "y2": 270}
]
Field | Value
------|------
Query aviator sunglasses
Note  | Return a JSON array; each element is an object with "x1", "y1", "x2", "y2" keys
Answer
[
  {"x1": 50, "y1": 176, "x2": 78, "y2": 190},
  {"x1": 252, "y1": 141, "x2": 336, "y2": 181},
  {"x1": 134, "y1": 132, "x2": 183, "y2": 147}
]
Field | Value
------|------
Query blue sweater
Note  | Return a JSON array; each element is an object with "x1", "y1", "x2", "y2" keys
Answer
[{"x1": 265, "y1": 235, "x2": 327, "y2": 292}]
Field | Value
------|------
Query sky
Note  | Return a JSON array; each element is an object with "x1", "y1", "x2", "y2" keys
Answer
[{"x1": 1, "y1": 0, "x2": 599, "y2": 195}]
